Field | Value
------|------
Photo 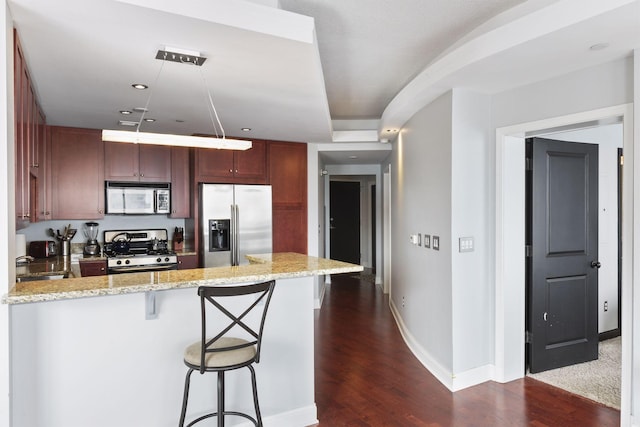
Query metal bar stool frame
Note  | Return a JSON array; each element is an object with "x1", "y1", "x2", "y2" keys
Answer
[{"x1": 179, "y1": 280, "x2": 276, "y2": 427}]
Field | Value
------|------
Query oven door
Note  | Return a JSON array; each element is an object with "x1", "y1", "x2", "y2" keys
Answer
[{"x1": 107, "y1": 263, "x2": 178, "y2": 275}]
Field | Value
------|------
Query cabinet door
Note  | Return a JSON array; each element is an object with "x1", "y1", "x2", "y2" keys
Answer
[
  {"x1": 139, "y1": 144, "x2": 171, "y2": 182},
  {"x1": 269, "y1": 141, "x2": 307, "y2": 253},
  {"x1": 177, "y1": 254, "x2": 198, "y2": 270},
  {"x1": 79, "y1": 260, "x2": 107, "y2": 277},
  {"x1": 170, "y1": 146, "x2": 191, "y2": 218},
  {"x1": 234, "y1": 139, "x2": 267, "y2": 183},
  {"x1": 50, "y1": 127, "x2": 104, "y2": 219},
  {"x1": 195, "y1": 148, "x2": 234, "y2": 182},
  {"x1": 104, "y1": 141, "x2": 139, "y2": 182},
  {"x1": 36, "y1": 116, "x2": 51, "y2": 221}
]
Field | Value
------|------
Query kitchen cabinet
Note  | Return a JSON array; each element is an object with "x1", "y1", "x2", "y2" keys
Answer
[
  {"x1": 14, "y1": 30, "x2": 47, "y2": 227},
  {"x1": 170, "y1": 146, "x2": 191, "y2": 218},
  {"x1": 79, "y1": 259, "x2": 107, "y2": 277},
  {"x1": 268, "y1": 141, "x2": 307, "y2": 254},
  {"x1": 50, "y1": 126, "x2": 105, "y2": 219},
  {"x1": 195, "y1": 139, "x2": 267, "y2": 184},
  {"x1": 36, "y1": 118, "x2": 51, "y2": 221},
  {"x1": 104, "y1": 141, "x2": 171, "y2": 183},
  {"x1": 177, "y1": 254, "x2": 198, "y2": 270}
]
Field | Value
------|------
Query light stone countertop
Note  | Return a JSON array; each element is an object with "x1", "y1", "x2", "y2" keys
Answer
[{"x1": 3, "y1": 253, "x2": 363, "y2": 305}]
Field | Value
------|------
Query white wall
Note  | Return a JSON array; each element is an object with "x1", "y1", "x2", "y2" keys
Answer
[
  {"x1": 389, "y1": 91, "x2": 453, "y2": 375},
  {"x1": 550, "y1": 123, "x2": 623, "y2": 334},
  {"x1": 493, "y1": 57, "x2": 633, "y2": 129},
  {"x1": 1, "y1": 2, "x2": 12, "y2": 425},
  {"x1": 450, "y1": 89, "x2": 494, "y2": 374},
  {"x1": 11, "y1": 277, "x2": 318, "y2": 427}
]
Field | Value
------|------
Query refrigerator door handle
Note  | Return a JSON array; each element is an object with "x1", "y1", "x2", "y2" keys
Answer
[
  {"x1": 234, "y1": 204, "x2": 240, "y2": 265},
  {"x1": 230, "y1": 204, "x2": 236, "y2": 266}
]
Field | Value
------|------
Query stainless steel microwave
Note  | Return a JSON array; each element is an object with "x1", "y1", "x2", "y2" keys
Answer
[{"x1": 106, "y1": 182, "x2": 171, "y2": 215}]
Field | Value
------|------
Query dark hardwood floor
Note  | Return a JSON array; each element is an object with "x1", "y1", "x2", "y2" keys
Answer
[{"x1": 314, "y1": 273, "x2": 620, "y2": 427}]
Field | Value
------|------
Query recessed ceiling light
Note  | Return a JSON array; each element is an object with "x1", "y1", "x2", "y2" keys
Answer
[
  {"x1": 133, "y1": 107, "x2": 149, "y2": 113},
  {"x1": 589, "y1": 43, "x2": 609, "y2": 51},
  {"x1": 132, "y1": 83, "x2": 148, "y2": 90},
  {"x1": 386, "y1": 129, "x2": 398, "y2": 132},
  {"x1": 120, "y1": 110, "x2": 132, "y2": 115},
  {"x1": 241, "y1": 127, "x2": 252, "y2": 132},
  {"x1": 349, "y1": 155, "x2": 358, "y2": 159},
  {"x1": 118, "y1": 120, "x2": 138, "y2": 127},
  {"x1": 143, "y1": 118, "x2": 156, "y2": 122},
  {"x1": 175, "y1": 119, "x2": 185, "y2": 123}
]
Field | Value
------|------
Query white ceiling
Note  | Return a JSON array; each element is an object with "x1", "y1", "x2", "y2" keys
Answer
[{"x1": 7, "y1": 0, "x2": 640, "y2": 166}]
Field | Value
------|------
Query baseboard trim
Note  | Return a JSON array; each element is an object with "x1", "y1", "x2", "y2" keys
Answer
[
  {"x1": 389, "y1": 298, "x2": 493, "y2": 392},
  {"x1": 389, "y1": 298, "x2": 455, "y2": 390},
  {"x1": 599, "y1": 329, "x2": 621, "y2": 341},
  {"x1": 237, "y1": 404, "x2": 318, "y2": 427}
]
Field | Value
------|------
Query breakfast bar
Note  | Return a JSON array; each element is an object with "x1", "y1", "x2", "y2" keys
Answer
[{"x1": 5, "y1": 253, "x2": 363, "y2": 427}]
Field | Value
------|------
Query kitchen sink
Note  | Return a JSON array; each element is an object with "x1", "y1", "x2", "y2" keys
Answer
[{"x1": 16, "y1": 274, "x2": 66, "y2": 282}]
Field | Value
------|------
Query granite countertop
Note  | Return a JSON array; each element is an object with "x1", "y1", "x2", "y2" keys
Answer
[{"x1": 4, "y1": 253, "x2": 363, "y2": 305}]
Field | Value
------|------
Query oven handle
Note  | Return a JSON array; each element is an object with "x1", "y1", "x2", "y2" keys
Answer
[{"x1": 108, "y1": 264, "x2": 177, "y2": 274}]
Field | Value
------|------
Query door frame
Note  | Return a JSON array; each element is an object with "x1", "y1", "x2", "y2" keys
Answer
[{"x1": 494, "y1": 104, "x2": 633, "y2": 421}]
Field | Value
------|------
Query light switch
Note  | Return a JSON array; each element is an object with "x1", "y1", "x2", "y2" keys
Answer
[
  {"x1": 432, "y1": 236, "x2": 440, "y2": 251},
  {"x1": 459, "y1": 236, "x2": 474, "y2": 252}
]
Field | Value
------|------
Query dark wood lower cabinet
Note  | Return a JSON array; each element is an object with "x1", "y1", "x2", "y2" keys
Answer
[
  {"x1": 177, "y1": 254, "x2": 198, "y2": 270},
  {"x1": 79, "y1": 259, "x2": 107, "y2": 277}
]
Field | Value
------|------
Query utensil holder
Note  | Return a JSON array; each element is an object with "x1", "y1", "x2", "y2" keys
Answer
[{"x1": 61, "y1": 240, "x2": 70, "y2": 257}]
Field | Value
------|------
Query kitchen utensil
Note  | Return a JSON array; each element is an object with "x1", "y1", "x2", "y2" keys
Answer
[{"x1": 83, "y1": 222, "x2": 101, "y2": 256}]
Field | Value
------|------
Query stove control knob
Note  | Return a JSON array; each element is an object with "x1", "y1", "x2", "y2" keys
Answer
[
  {"x1": 116, "y1": 260, "x2": 122, "y2": 265},
  {"x1": 165, "y1": 257, "x2": 170, "y2": 262},
  {"x1": 125, "y1": 260, "x2": 130, "y2": 265},
  {"x1": 157, "y1": 257, "x2": 162, "y2": 263}
]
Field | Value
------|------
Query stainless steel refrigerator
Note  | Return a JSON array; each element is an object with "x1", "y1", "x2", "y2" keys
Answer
[{"x1": 200, "y1": 183, "x2": 272, "y2": 267}]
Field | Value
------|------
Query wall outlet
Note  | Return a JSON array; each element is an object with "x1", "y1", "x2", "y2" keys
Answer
[
  {"x1": 424, "y1": 234, "x2": 430, "y2": 248},
  {"x1": 432, "y1": 236, "x2": 440, "y2": 250}
]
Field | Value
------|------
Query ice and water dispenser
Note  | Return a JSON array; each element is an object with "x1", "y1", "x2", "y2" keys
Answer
[{"x1": 208, "y1": 219, "x2": 230, "y2": 252}]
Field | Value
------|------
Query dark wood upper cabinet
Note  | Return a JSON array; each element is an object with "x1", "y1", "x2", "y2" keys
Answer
[
  {"x1": 104, "y1": 142, "x2": 171, "y2": 182},
  {"x1": 170, "y1": 146, "x2": 191, "y2": 218},
  {"x1": 14, "y1": 30, "x2": 47, "y2": 227},
  {"x1": 195, "y1": 139, "x2": 267, "y2": 184},
  {"x1": 50, "y1": 126, "x2": 104, "y2": 219}
]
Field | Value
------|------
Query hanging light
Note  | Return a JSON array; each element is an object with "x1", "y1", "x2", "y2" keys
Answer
[{"x1": 102, "y1": 47, "x2": 252, "y2": 151}]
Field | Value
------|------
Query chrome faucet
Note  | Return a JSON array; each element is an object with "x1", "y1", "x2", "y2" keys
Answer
[{"x1": 16, "y1": 255, "x2": 35, "y2": 264}]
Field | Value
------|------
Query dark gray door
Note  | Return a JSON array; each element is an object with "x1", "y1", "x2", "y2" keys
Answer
[
  {"x1": 526, "y1": 137, "x2": 600, "y2": 374},
  {"x1": 330, "y1": 181, "x2": 360, "y2": 264}
]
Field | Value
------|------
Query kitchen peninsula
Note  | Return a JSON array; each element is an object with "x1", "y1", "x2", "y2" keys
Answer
[{"x1": 6, "y1": 253, "x2": 362, "y2": 427}]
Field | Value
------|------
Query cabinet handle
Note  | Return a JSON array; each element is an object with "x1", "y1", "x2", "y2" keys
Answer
[
  {"x1": 133, "y1": 173, "x2": 138, "y2": 177},
  {"x1": 140, "y1": 173, "x2": 144, "y2": 177},
  {"x1": 98, "y1": 209, "x2": 103, "y2": 214},
  {"x1": 229, "y1": 169, "x2": 233, "y2": 173},
  {"x1": 34, "y1": 163, "x2": 39, "y2": 168},
  {"x1": 235, "y1": 169, "x2": 238, "y2": 173}
]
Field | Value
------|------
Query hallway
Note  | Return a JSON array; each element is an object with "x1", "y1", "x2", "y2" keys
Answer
[{"x1": 314, "y1": 273, "x2": 620, "y2": 426}]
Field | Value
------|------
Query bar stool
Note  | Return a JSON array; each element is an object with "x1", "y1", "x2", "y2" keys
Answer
[{"x1": 179, "y1": 280, "x2": 276, "y2": 427}]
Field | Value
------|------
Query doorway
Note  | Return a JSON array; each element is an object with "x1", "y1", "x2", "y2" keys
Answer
[
  {"x1": 525, "y1": 137, "x2": 600, "y2": 373},
  {"x1": 330, "y1": 181, "x2": 361, "y2": 264},
  {"x1": 494, "y1": 104, "x2": 632, "y2": 421}
]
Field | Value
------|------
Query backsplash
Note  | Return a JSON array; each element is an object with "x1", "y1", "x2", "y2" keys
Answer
[{"x1": 17, "y1": 215, "x2": 187, "y2": 247}]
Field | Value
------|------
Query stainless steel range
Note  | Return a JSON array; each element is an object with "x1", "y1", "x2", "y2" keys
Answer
[{"x1": 103, "y1": 229, "x2": 178, "y2": 274}]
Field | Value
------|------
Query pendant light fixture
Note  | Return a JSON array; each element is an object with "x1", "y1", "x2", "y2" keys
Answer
[{"x1": 102, "y1": 47, "x2": 252, "y2": 151}]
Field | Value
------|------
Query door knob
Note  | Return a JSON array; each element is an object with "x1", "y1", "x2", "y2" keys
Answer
[{"x1": 590, "y1": 261, "x2": 602, "y2": 269}]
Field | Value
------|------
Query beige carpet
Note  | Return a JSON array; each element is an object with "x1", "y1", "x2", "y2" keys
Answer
[{"x1": 527, "y1": 337, "x2": 621, "y2": 409}]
